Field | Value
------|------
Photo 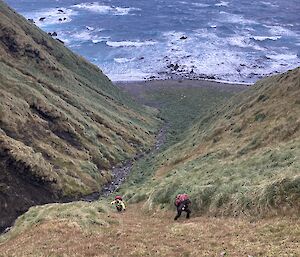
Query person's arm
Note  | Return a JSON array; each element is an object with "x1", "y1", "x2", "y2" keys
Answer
[
  {"x1": 111, "y1": 200, "x2": 116, "y2": 205},
  {"x1": 121, "y1": 201, "x2": 126, "y2": 210}
]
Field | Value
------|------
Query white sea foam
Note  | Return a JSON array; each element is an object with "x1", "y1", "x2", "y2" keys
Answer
[
  {"x1": 59, "y1": 28, "x2": 108, "y2": 44},
  {"x1": 215, "y1": 1, "x2": 229, "y2": 7},
  {"x1": 106, "y1": 41, "x2": 157, "y2": 47},
  {"x1": 218, "y1": 11, "x2": 257, "y2": 25},
  {"x1": 261, "y1": 2, "x2": 279, "y2": 8},
  {"x1": 72, "y1": 31, "x2": 95, "y2": 41},
  {"x1": 73, "y1": 3, "x2": 140, "y2": 16},
  {"x1": 192, "y1": 3, "x2": 210, "y2": 8},
  {"x1": 227, "y1": 36, "x2": 265, "y2": 51},
  {"x1": 266, "y1": 53, "x2": 298, "y2": 61},
  {"x1": 160, "y1": 29, "x2": 295, "y2": 83},
  {"x1": 252, "y1": 36, "x2": 281, "y2": 41},
  {"x1": 265, "y1": 25, "x2": 298, "y2": 37},
  {"x1": 73, "y1": 3, "x2": 112, "y2": 13},
  {"x1": 86, "y1": 26, "x2": 95, "y2": 31},
  {"x1": 92, "y1": 38, "x2": 109, "y2": 44},
  {"x1": 114, "y1": 57, "x2": 136, "y2": 63},
  {"x1": 104, "y1": 28, "x2": 300, "y2": 83},
  {"x1": 25, "y1": 7, "x2": 77, "y2": 27},
  {"x1": 107, "y1": 70, "x2": 154, "y2": 81},
  {"x1": 115, "y1": 7, "x2": 139, "y2": 16}
]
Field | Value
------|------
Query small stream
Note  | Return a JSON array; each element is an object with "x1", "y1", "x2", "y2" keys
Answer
[{"x1": 81, "y1": 125, "x2": 167, "y2": 201}]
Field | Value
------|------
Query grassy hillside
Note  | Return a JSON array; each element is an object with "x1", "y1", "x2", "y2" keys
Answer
[
  {"x1": 122, "y1": 68, "x2": 300, "y2": 216},
  {"x1": 0, "y1": 1, "x2": 160, "y2": 231},
  {"x1": 0, "y1": 50, "x2": 299, "y2": 255}
]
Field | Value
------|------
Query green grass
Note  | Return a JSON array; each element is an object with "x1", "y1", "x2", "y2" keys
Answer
[
  {"x1": 0, "y1": 200, "x2": 114, "y2": 243},
  {"x1": 120, "y1": 69, "x2": 300, "y2": 217},
  {"x1": 119, "y1": 83, "x2": 241, "y2": 201},
  {"x1": 0, "y1": 1, "x2": 161, "y2": 199},
  {"x1": 135, "y1": 84, "x2": 234, "y2": 147}
]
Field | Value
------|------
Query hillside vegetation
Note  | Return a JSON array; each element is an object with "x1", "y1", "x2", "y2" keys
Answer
[
  {"x1": 122, "y1": 69, "x2": 300, "y2": 216},
  {"x1": 0, "y1": 1, "x2": 159, "y2": 231},
  {"x1": 1, "y1": 201, "x2": 299, "y2": 256},
  {"x1": 0, "y1": 1, "x2": 299, "y2": 255}
]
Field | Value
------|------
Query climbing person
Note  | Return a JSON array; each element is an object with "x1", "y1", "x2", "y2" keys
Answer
[
  {"x1": 174, "y1": 193, "x2": 191, "y2": 220},
  {"x1": 111, "y1": 195, "x2": 126, "y2": 212}
]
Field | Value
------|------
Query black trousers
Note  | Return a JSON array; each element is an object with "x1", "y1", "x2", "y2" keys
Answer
[{"x1": 174, "y1": 202, "x2": 191, "y2": 220}]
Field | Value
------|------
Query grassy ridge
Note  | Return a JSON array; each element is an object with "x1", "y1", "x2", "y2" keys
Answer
[
  {"x1": 0, "y1": 1, "x2": 160, "y2": 230},
  {"x1": 121, "y1": 69, "x2": 300, "y2": 216}
]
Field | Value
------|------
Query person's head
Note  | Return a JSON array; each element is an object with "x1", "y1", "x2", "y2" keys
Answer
[{"x1": 115, "y1": 195, "x2": 123, "y2": 201}]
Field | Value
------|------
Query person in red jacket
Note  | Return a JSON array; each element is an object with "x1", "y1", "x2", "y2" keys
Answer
[
  {"x1": 111, "y1": 195, "x2": 126, "y2": 212},
  {"x1": 174, "y1": 194, "x2": 191, "y2": 220}
]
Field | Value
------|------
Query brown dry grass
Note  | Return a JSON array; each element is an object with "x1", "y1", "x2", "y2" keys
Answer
[{"x1": 0, "y1": 204, "x2": 299, "y2": 257}]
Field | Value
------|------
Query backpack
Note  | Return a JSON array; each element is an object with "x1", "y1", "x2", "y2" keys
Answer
[{"x1": 175, "y1": 193, "x2": 189, "y2": 206}]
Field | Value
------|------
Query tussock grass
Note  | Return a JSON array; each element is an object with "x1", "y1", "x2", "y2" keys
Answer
[
  {"x1": 0, "y1": 1, "x2": 161, "y2": 230},
  {"x1": 121, "y1": 69, "x2": 300, "y2": 217},
  {"x1": 0, "y1": 0, "x2": 160, "y2": 203},
  {"x1": 0, "y1": 201, "x2": 112, "y2": 243}
]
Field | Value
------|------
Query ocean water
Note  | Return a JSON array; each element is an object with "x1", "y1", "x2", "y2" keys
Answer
[{"x1": 4, "y1": 0, "x2": 300, "y2": 83}]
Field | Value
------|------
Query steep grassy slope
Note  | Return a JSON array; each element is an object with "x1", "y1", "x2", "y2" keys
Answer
[
  {"x1": 0, "y1": 66, "x2": 299, "y2": 257},
  {"x1": 123, "y1": 68, "x2": 300, "y2": 216},
  {"x1": 0, "y1": 1, "x2": 159, "y2": 231}
]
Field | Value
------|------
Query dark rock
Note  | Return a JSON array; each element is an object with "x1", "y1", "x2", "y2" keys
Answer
[
  {"x1": 139, "y1": 57, "x2": 144, "y2": 60},
  {"x1": 59, "y1": 18, "x2": 62, "y2": 21},
  {"x1": 39, "y1": 17, "x2": 46, "y2": 21},
  {"x1": 57, "y1": 9, "x2": 64, "y2": 13},
  {"x1": 48, "y1": 32, "x2": 58, "y2": 37},
  {"x1": 56, "y1": 38, "x2": 65, "y2": 44},
  {"x1": 180, "y1": 35, "x2": 188, "y2": 40},
  {"x1": 63, "y1": 17, "x2": 67, "y2": 20},
  {"x1": 173, "y1": 63, "x2": 179, "y2": 70}
]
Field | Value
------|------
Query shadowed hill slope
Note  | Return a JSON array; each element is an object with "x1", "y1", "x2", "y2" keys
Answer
[
  {"x1": 123, "y1": 68, "x2": 300, "y2": 216},
  {"x1": 0, "y1": 1, "x2": 159, "y2": 231}
]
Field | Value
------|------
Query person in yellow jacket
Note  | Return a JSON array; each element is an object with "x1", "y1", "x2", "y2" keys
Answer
[{"x1": 111, "y1": 195, "x2": 126, "y2": 212}]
